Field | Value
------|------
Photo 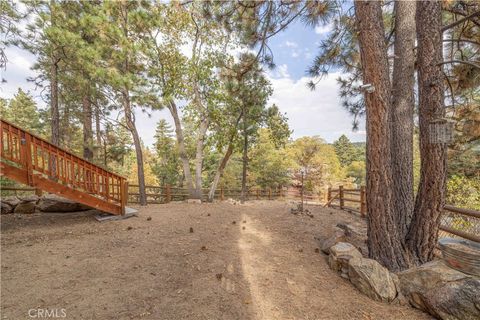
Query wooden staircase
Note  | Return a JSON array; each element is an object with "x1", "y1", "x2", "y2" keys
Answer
[{"x1": 0, "y1": 119, "x2": 127, "y2": 215}]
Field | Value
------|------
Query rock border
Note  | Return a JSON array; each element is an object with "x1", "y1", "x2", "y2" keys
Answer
[{"x1": 320, "y1": 223, "x2": 480, "y2": 320}]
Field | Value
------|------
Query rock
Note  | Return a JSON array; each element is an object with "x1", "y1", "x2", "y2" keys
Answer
[
  {"x1": 328, "y1": 242, "x2": 362, "y2": 277},
  {"x1": 226, "y1": 198, "x2": 241, "y2": 205},
  {"x1": 426, "y1": 277, "x2": 480, "y2": 320},
  {"x1": 18, "y1": 195, "x2": 39, "y2": 203},
  {"x1": 320, "y1": 227, "x2": 346, "y2": 254},
  {"x1": 348, "y1": 257, "x2": 397, "y2": 302},
  {"x1": 37, "y1": 194, "x2": 89, "y2": 212},
  {"x1": 398, "y1": 260, "x2": 479, "y2": 319},
  {"x1": 2, "y1": 196, "x2": 21, "y2": 207},
  {"x1": 1, "y1": 202, "x2": 13, "y2": 214},
  {"x1": 187, "y1": 199, "x2": 202, "y2": 204},
  {"x1": 14, "y1": 201, "x2": 36, "y2": 214},
  {"x1": 337, "y1": 222, "x2": 368, "y2": 256}
]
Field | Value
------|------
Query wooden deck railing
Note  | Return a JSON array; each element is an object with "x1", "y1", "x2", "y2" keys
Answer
[
  {"x1": 0, "y1": 119, "x2": 128, "y2": 215},
  {"x1": 327, "y1": 185, "x2": 480, "y2": 243}
]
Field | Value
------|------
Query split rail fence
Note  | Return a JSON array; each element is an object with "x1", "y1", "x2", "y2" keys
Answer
[
  {"x1": 2, "y1": 181, "x2": 478, "y2": 243},
  {"x1": 327, "y1": 186, "x2": 480, "y2": 244}
]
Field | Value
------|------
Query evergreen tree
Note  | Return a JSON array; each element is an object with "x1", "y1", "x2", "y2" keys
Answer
[
  {"x1": 152, "y1": 120, "x2": 181, "y2": 187},
  {"x1": 333, "y1": 134, "x2": 355, "y2": 167},
  {"x1": 1, "y1": 88, "x2": 45, "y2": 136}
]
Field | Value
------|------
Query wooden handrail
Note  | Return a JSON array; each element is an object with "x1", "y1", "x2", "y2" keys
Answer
[{"x1": 1, "y1": 119, "x2": 127, "y2": 215}]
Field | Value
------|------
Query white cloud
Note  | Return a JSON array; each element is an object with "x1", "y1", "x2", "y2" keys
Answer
[
  {"x1": 284, "y1": 40, "x2": 298, "y2": 48},
  {"x1": 315, "y1": 23, "x2": 333, "y2": 35},
  {"x1": 267, "y1": 72, "x2": 365, "y2": 142},
  {"x1": 291, "y1": 51, "x2": 299, "y2": 58},
  {"x1": 268, "y1": 64, "x2": 290, "y2": 79}
]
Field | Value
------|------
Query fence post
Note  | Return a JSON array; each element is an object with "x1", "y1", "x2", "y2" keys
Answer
[
  {"x1": 327, "y1": 187, "x2": 331, "y2": 205},
  {"x1": 165, "y1": 184, "x2": 171, "y2": 203},
  {"x1": 120, "y1": 180, "x2": 128, "y2": 214},
  {"x1": 268, "y1": 188, "x2": 271, "y2": 200},
  {"x1": 220, "y1": 187, "x2": 224, "y2": 201},
  {"x1": 339, "y1": 185, "x2": 344, "y2": 209},
  {"x1": 35, "y1": 188, "x2": 43, "y2": 197},
  {"x1": 256, "y1": 189, "x2": 259, "y2": 200},
  {"x1": 360, "y1": 185, "x2": 366, "y2": 217}
]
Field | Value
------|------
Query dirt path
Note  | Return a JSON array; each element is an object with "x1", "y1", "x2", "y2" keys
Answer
[{"x1": 1, "y1": 201, "x2": 432, "y2": 320}]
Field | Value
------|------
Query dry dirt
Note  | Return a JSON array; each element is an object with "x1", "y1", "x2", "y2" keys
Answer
[{"x1": 1, "y1": 201, "x2": 433, "y2": 320}]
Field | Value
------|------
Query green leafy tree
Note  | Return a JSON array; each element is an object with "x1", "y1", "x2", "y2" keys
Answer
[{"x1": 249, "y1": 129, "x2": 292, "y2": 190}]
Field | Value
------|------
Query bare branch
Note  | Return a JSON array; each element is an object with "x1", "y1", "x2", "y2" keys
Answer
[{"x1": 442, "y1": 10, "x2": 480, "y2": 32}]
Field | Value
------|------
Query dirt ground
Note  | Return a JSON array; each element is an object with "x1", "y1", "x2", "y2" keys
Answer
[{"x1": 1, "y1": 201, "x2": 433, "y2": 320}]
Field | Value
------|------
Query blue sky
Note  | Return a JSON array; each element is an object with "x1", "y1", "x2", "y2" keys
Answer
[{"x1": 0, "y1": 18, "x2": 365, "y2": 146}]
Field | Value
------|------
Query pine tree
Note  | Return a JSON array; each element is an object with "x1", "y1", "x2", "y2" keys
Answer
[
  {"x1": 152, "y1": 120, "x2": 181, "y2": 187},
  {"x1": 333, "y1": 135, "x2": 355, "y2": 167},
  {"x1": 1, "y1": 89, "x2": 45, "y2": 136}
]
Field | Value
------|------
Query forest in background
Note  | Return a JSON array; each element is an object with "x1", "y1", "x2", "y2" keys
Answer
[
  {"x1": 0, "y1": 0, "x2": 478, "y2": 210},
  {"x1": 1, "y1": 88, "x2": 478, "y2": 210}
]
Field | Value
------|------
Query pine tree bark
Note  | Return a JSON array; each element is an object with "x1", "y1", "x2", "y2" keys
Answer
[
  {"x1": 391, "y1": 0, "x2": 416, "y2": 238},
  {"x1": 355, "y1": 0, "x2": 410, "y2": 271},
  {"x1": 82, "y1": 95, "x2": 94, "y2": 161},
  {"x1": 50, "y1": 59, "x2": 60, "y2": 146},
  {"x1": 95, "y1": 104, "x2": 101, "y2": 146},
  {"x1": 406, "y1": 1, "x2": 447, "y2": 264},
  {"x1": 168, "y1": 100, "x2": 195, "y2": 197}
]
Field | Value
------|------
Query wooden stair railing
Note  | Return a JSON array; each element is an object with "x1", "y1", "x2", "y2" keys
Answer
[{"x1": 0, "y1": 119, "x2": 127, "y2": 215}]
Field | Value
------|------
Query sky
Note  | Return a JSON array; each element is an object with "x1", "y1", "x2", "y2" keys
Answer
[{"x1": 0, "y1": 18, "x2": 366, "y2": 147}]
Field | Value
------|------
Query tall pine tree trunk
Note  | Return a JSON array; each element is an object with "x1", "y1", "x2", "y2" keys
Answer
[
  {"x1": 50, "y1": 59, "x2": 60, "y2": 146},
  {"x1": 82, "y1": 95, "x2": 94, "y2": 161},
  {"x1": 95, "y1": 104, "x2": 101, "y2": 146},
  {"x1": 355, "y1": 0, "x2": 410, "y2": 271},
  {"x1": 406, "y1": 1, "x2": 447, "y2": 264},
  {"x1": 391, "y1": 0, "x2": 416, "y2": 238},
  {"x1": 168, "y1": 101, "x2": 195, "y2": 197}
]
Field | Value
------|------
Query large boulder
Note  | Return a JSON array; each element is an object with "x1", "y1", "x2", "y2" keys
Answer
[
  {"x1": 2, "y1": 196, "x2": 21, "y2": 207},
  {"x1": 336, "y1": 221, "x2": 368, "y2": 256},
  {"x1": 348, "y1": 257, "x2": 397, "y2": 302},
  {"x1": 14, "y1": 201, "x2": 36, "y2": 214},
  {"x1": 1, "y1": 201, "x2": 13, "y2": 214},
  {"x1": 37, "y1": 194, "x2": 90, "y2": 212},
  {"x1": 328, "y1": 242, "x2": 362, "y2": 277},
  {"x1": 18, "y1": 195, "x2": 39, "y2": 203},
  {"x1": 320, "y1": 227, "x2": 346, "y2": 254},
  {"x1": 426, "y1": 277, "x2": 480, "y2": 320},
  {"x1": 398, "y1": 260, "x2": 480, "y2": 320}
]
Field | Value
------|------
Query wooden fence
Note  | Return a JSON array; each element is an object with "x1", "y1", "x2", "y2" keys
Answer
[
  {"x1": 127, "y1": 185, "x2": 284, "y2": 204},
  {"x1": 327, "y1": 185, "x2": 480, "y2": 243},
  {"x1": 2, "y1": 182, "x2": 478, "y2": 243}
]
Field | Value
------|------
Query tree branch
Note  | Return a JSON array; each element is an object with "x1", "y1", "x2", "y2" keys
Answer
[
  {"x1": 442, "y1": 10, "x2": 480, "y2": 32},
  {"x1": 438, "y1": 59, "x2": 480, "y2": 69}
]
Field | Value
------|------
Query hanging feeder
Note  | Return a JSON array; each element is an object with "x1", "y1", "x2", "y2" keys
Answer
[{"x1": 428, "y1": 118, "x2": 454, "y2": 144}]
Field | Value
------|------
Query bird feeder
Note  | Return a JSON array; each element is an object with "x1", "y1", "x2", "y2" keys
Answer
[{"x1": 428, "y1": 118, "x2": 454, "y2": 144}]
